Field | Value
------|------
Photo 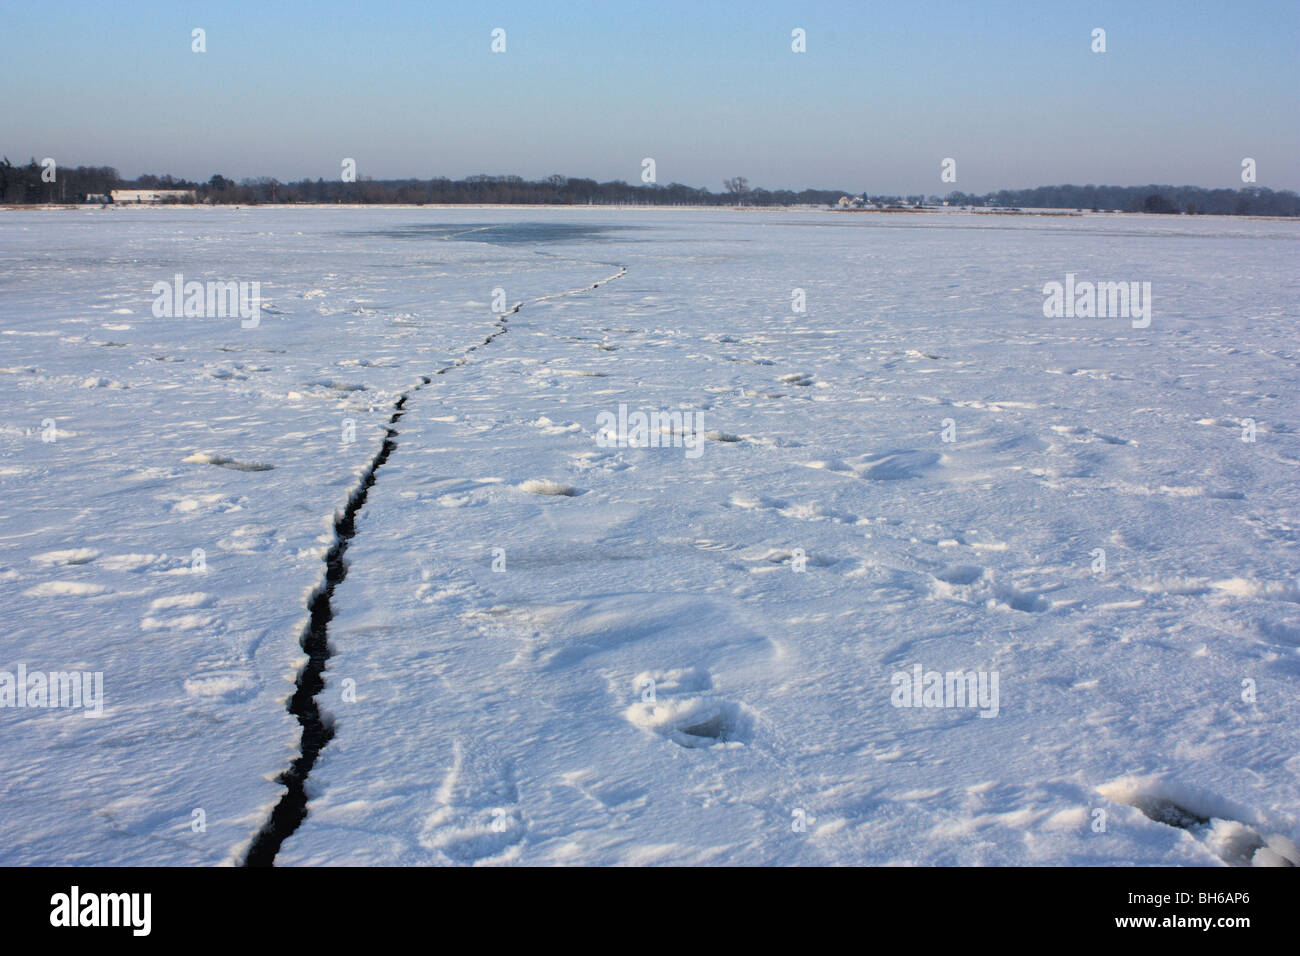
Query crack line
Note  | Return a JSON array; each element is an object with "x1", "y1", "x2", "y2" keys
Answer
[{"x1": 242, "y1": 262, "x2": 625, "y2": 866}]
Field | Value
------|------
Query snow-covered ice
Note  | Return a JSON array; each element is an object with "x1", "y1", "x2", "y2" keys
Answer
[{"x1": 2, "y1": 206, "x2": 1297, "y2": 866}]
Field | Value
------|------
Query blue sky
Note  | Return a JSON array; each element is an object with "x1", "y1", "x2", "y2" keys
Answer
[{"x1": 3, "y1": 0, "x2": 1297, "y2": 192}]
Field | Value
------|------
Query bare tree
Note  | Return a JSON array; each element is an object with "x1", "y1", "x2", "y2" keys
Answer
[{"x1": 723, "y1": 176, "x2": 750, "y2": 199}]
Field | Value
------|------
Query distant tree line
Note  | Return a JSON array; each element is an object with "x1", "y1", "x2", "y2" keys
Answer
[
  {"x1": 196, "y1": 173, "x2": 846, "y2": 207},
  {"x1": 3, "y1": 156, "x2": 1296, "y2": 215},
  {"x1": 0, "y1": 158, "x2": 128, "y2": 204},
  {"x1": 939, "y1": 184, "x2": 1299, "y2": 216}
]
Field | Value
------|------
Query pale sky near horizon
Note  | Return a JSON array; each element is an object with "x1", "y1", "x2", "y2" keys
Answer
[{"x1": 2, "y1": 0, "x2": 1297, "y2": 193}]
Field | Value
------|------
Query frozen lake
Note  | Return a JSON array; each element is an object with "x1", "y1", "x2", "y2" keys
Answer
[{"x1": 2, "y1": 206, "x2": 1297, "y2": 865}]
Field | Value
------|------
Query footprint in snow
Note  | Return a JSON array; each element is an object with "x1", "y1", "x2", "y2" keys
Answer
[
  {"x1": 419, "y1": 742, "x2": 526, "y2": 864},
  {"x1": 1098, "y1": 775, "x2": 1299, "y2": 867},
  {"x1": 624, "y1": 667, "x2": 753, "y2": 749},
  {"x1": 183, "y1": 452, "x2": 274, "y2": 472}
]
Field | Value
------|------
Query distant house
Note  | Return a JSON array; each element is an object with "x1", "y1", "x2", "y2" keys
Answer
[
  {"x1": 109, "y1": 189, "x2": 196, "y2": 204},
  {"x1": 84, "y1": 193, "x2": 110, "y2": 204}
]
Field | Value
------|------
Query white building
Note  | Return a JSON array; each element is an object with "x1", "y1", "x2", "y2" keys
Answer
[{"x1": 109, "y1": 189, "x2": 196, "y2": 204}]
